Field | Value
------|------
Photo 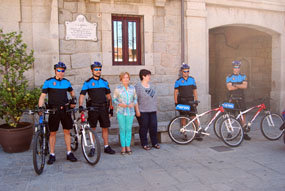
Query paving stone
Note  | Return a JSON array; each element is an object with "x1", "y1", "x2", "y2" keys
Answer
[{"x1": 1, "y1": 130, "x2": 285, "y2": 190}]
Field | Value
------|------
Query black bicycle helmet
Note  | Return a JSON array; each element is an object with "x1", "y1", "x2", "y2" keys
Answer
[
  {"x1": 180, "y1": 63, "x2": 190, "y2": 70},
  {"x1": 90, "y1": 61, "x2": 102, "y2": 69},
  {"x1": 232, "y1": 60, "x2": 241, "y2": 68},
  {"x1": 54, "y1": 62, "x2": 66, "y2": 70}
]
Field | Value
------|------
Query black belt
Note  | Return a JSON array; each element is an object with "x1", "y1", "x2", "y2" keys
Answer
[
  {"x1": 49, "y1": 105, "x2": 69, "y2": 111},
  {"x1": 88, "y1": 103, "x2": 108, "y2": 107},
  {"x1": 229, "y1": 95, "x2": 244, "y2": 101}
]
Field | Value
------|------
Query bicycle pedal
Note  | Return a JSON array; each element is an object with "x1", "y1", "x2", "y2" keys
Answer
[{"x1": 201, "y1": 132, "x2": 210, "y2": 136}]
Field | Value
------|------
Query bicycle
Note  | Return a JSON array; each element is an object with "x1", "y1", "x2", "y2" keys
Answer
[
  {"x1": 281, "y1": 122, "x2": 285, "y2": 144},
  {"x1": 26, "y1": 108, "x2": 56, "y2": 175},
  {"x1": 68, "y1": 107, "x2": 101, "y2": 165},
  {"x1": 168, "y1": 101, "x2": 244, "y2": 147},
  {"x1": 214, "y1": 98, "x2": 284, "y2": 141}
]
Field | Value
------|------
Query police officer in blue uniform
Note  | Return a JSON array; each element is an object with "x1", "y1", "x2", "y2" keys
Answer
[
  {"x1": 226, "y1": 60, "x2": 251, "y2": 140},
  {"x1": 79, "y1": 61, "x2": 115, "y2": 155},
  {"x1": 38, "y1": 62, "x2": 77, "y2": 165},
  {"x1": 174, "y1": 63, "x2": 202, "y2": 141}
]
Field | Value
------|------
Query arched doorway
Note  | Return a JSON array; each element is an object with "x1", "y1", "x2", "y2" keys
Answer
[{"x1": 209, "y1": 26, "x2": 273, "y2": 108}]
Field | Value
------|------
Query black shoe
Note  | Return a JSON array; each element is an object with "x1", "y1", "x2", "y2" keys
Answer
[
  {"x1": 67, "y1": 152, "x2": 77, "y2": 162},
  {"x1": 243, "y1": 125, "x2": 250, "y2": 133},
  {"x1": 194, "y1": 134, "x2": 203, "y2": 141},
  {"x1": 244, "y1": 134, "x2": 251, "y2": 141},
  {"x1": 104, "y1": 146, "x2": 116, "y2": 154},
  {"x1": 88, "y1": 148, "x2": 95, "y2": 157},
  {"x1": 47, "y1": 155, "x2": 56, "y2": 165}
]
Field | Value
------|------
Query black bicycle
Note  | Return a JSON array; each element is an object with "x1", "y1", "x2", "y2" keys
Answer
[
  {"x1": 68, "y1": 107, "x2": 101, "y2": 165},
  {"x1": 26, "y1": 108, "x2": 56, "y2": 175}
]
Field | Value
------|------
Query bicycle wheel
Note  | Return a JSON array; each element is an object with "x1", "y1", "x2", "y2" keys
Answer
[
  {"x1": 219, "y1": 116, "x2": 244, "y2": 147},
  {"x1": 70, "y1": 124, "x2": 78, "y2": 151},
  {"x1": 168, "y1": 116, "x2": 196, "y2": 144},
  {"x1": 213, "y1": 114, "x2": 224, "y2": 139},
  {"x1": 81, "y1": 127, "x2": 101, "y2": 165},
  {"x1": 261, "y1": 113, "x2": 284, "y2": 140},
  {"x1": 214, "y1": 113, "x2": 236, "y2": 139},
  {"x1": 33, "y1": 130, "x2": 46, "y2": 175}
]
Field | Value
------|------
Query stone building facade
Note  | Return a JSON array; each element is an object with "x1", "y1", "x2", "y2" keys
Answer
[{"x1": 1, "y1": 0, "x2": 285, "y2": 122}]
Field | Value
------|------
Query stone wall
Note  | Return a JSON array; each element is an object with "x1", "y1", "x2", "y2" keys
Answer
[
  {"x1": 58, "y1": 0, "x2": 182, "y2": 122},
  {"x1": 209, "y1": 26, "x2": 272, "y2": 106}
]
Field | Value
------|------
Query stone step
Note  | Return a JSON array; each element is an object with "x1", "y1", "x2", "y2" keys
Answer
[{"x1": 104, "y1": 121, "x2": 171, "y2": 145}]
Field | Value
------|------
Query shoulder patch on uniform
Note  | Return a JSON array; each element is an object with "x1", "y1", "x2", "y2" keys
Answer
[
  {"x1": 227, "y1": 74, "x2": 233, "y2": 78},
  {"x1": 100, "y1": 77, "x2": 108, "y2": 82},
  {"x1": 176, "y1": 77, "x2": 183, "y2": 81},
  {"x1": 46, "y1": 77, "x2": 54, "y2": 81},
  {"x1": 188, "y1": 76, "x2": 195, "y2": 80},
  {"x1": 86, "y1": 77, "x2": 93, "y2": 83},
  {"x1": 62, "y1": 78, "x2": 70, "y2": 82}
]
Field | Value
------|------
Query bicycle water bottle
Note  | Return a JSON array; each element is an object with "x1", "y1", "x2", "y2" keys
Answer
[{"x1": 81, "y1": 113, "x2": 86, "y2": 122}]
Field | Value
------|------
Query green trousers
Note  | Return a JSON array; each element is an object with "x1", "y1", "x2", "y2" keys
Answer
[{"x1": 117, "y1": 114, "x2": 134, "y2": 147}]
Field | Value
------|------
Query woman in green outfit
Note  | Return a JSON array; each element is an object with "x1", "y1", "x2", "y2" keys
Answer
[{"x1": 113, "y1": 72, "x2": 138, "y2": 155}]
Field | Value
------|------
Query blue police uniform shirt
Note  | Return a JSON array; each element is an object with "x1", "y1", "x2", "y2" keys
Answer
[
  {"x1": 42, "y1": 77, "x2": 73, "y2": 107},
  {"x1": 226, "y1": 73, "x2": 247, "y2": 97},
  {"x1": 174, "y1": 76, "x2": 197, "y2": 100},
  {"x1": 80, "y1": 77, "x2": 111, "y2": 104}
]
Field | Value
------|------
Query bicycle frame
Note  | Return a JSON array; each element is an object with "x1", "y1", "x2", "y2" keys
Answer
[
  {"x1": 70, "y1": 109, "x2": 95, "y2": 148},
  {"x1": 236, "y1": 103, "x2": 267, "y2": 127},
  {"x1": 182, "y1": 106, "x2": 225, "y2": 135}
]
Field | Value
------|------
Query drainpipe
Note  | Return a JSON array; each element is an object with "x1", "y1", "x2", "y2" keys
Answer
[{"x1": 181, "y1": 0, "x2": 184, "y2": 65}]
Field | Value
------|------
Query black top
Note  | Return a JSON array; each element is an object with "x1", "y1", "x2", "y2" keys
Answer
[
  {"x1": 42, "y1": 77, "x2": 73, "y2": 107},
  {"x1": 174, "y1": 76, "x2": 197, "y2": 100},
  {"x1": 80, "y1": 77, "x2": 111, "y2": 104}
]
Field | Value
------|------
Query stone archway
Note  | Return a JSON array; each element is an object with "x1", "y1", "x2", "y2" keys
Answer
[
  {"x1": 205, "y1": 5, "x2": 285, "y2": 112},
  {"x1": 209, "y1": 26, "x2": 274, "y2": 108}
]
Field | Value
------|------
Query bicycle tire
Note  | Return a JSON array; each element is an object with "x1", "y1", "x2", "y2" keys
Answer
[
  {"x1": 168, "y1": 116, "x2": 197, "y2": 145},
  {"x1": 213, "y1": 114, "x2": 224, "y2": 139},
  {"x1": 219, "y1": 116, "x2": 244, "y2": 147},
  {"x1": 214, "y1": 113, "x2": 236, "y2": 139},
  {"x1": 33, "y1": 130, "x2": 46, "y2": 175},
  {"x1": 81, "y1": 127, "x2": 101, "y2": 165},
  {"x1": 260, "y1": 113, "x2": 284, "y2": 140},
  {"x1": 70, "y1": 124, "x2": 78, "y2": 151}
]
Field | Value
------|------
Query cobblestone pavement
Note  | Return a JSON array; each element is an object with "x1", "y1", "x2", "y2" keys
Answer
[{"x1": 1, "y1": 127, "x2": 285, "y2": 191}]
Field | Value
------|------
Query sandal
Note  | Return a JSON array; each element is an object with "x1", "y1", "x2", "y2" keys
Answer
[
  {"x1": 126, "y1": 150, "x2": 132, "y2": 155},
  {"x1": 152, "y1": 144, "x2": 160, "y2": 149},
  {"x1": 121, "y1": 151, "x2": 126, "y2": 155},
  {"x1": 142, "y1": 145, "x2": 151, "y2": 150}
]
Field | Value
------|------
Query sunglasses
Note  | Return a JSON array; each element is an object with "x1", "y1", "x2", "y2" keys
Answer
[
  {"x1": 56, "y1": 69, "x2": 65, "y2": 73},
  {"x1": 93, "y1": 68, "x2": 102, "y2": 71},
  {"x1": 183, "y1": 70, "x2": 189, "y2": 73},
  {"x1": 233, "y1": 66, "x2": 240, "y2": 69}
]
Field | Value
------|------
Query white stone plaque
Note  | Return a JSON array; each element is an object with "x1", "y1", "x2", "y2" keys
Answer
[{"x1": 65, "y1": 15, "x2": 97, "y2": 41}]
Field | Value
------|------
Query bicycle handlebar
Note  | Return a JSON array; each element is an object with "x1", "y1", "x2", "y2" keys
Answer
[
  {"x1": 24, "y1": 108, "x2": 57, "y2": 115},
  {"x1": 66, "y1": 106, "x2": 102, "y2": 113}
]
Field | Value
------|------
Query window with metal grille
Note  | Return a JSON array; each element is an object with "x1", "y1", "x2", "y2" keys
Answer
[{"x1": 112, "y1": 15, "x2": 142, "y2": 65}]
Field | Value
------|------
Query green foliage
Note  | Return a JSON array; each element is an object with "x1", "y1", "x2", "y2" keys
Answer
[{"x1": 0, "y1": 29, "x2": 41, "y2": 127}]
